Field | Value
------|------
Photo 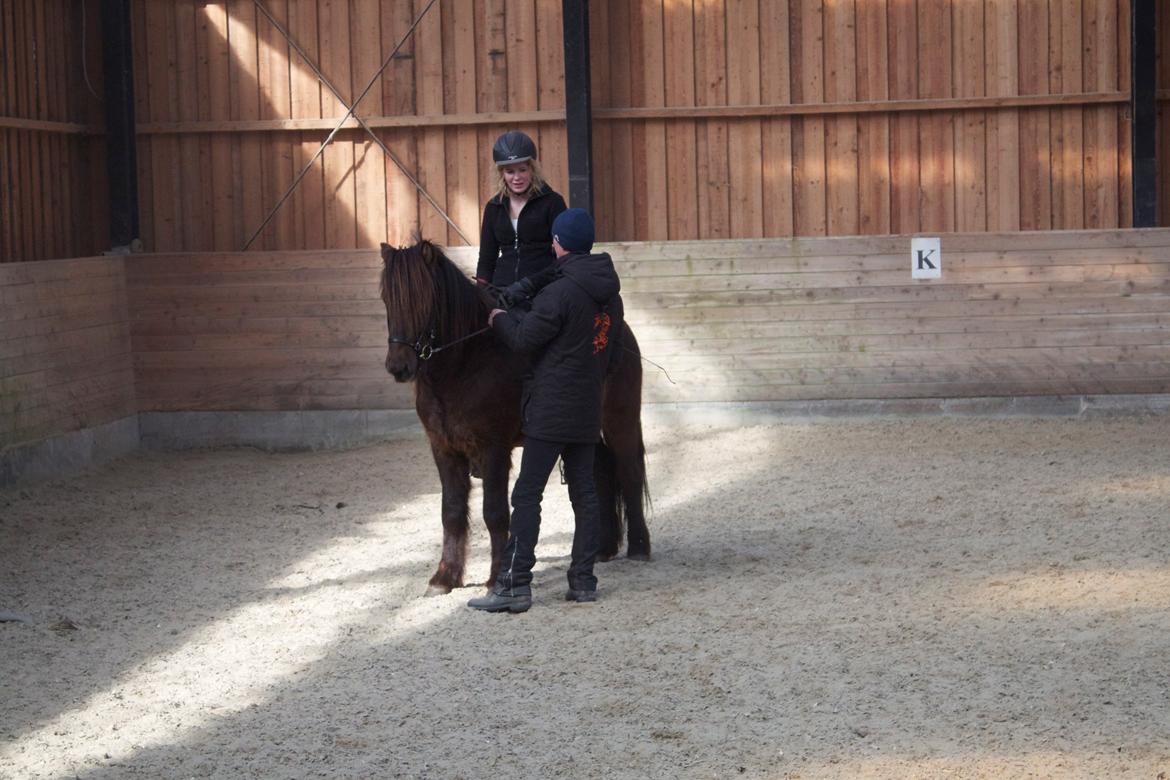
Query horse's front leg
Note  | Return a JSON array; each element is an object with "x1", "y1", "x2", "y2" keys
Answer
[
  {"x1": 426, "y1": 447, "x2": 472, "y2": 596},
  {"x1": 479, "y1": 444, "x2": 513, "y2": 587}
]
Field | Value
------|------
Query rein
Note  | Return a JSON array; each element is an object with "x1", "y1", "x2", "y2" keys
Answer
[{"x1": 388, "y1": 324, "x2": 491, "y2": 361}]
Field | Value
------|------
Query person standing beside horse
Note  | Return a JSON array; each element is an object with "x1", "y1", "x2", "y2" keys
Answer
[
  {"x1": 476, "y1": 131, "x2": 566, "y2": 305},
  {"x1": 468, "y1": 209, "x2": 622, "y2": 614}
]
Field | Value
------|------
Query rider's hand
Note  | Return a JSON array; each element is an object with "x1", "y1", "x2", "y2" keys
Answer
[{"x1": 500, "y1": 277, "x2": 535, "y2": 308}]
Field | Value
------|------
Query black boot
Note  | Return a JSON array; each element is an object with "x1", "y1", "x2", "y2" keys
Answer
[{"x1": 467, "y1": 584, "x2": 532, "y2": 613}]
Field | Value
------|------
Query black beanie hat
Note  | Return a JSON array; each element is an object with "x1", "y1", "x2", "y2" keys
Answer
[{"x1": 552, "y1": 208, "x2": 595, "y2": 253}]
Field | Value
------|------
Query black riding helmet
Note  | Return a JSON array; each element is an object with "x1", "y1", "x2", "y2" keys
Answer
[{"x1": 492, "y1": 131, "x2": 537, "y2": 165}]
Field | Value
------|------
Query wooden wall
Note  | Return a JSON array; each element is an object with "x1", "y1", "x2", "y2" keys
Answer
[
  {"x1": 617, "y1": 230, "x2": 1170, "y2": 402},
  {"x1": 0, "y1": 257, "x2": 136, "y2": 449},
  {"x1": 590, "y1": 0, "x2": 1137, "y2": 241},
  {"x1": 0, "y1": 0, "x2": 108, "y2": 262},
  {"x1": 125, "y1": 229, "x2": 1170, "y2": 411},
  {"x1": 125, "y1": 250, "x2": 412, "y2": 411},
  {"x1": 126, "y1": 1, "x2": 1168, "y2": 252},
  {"x1": 131, "y1": 0, "x2": 568, "y2": 254}
]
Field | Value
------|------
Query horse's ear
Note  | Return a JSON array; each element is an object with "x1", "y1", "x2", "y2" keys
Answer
[
  {"x1": 379, "y1": 242, "x2": 394, "y2": 262},
  {"x1": 419, "y1": 240, "x2": 436, "y2": 264}
]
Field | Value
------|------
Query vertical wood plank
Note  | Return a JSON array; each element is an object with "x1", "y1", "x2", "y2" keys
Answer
[
  {"x1": 132, "y1": 0, "x2": 155, "y2": 253},
  {"x1": 984, "y1": 0, "x2": 1020, "y2": 231},
  {"x1": 1116, "y1": 0, "x2": 1131, "y2": 225},
  {"x1": 1082, "y1": 0, "x2": 1119, "y2": 228},
  {"x1": 606, "y1": 0, "x2": 637, "y2": 239},
  {"x1": 588, "y1": 0, "x2": 613, "y2": 237},
  {"x1": 351, "y1": 0, "x2": 386, "y2": 247},
  {"x1": 760, "y1": 0, "x2": 793, "y2": 236},
  {"x1": 175, "y1": 0, "x2": 207, "y2": 251},
  {"x1": 854, "y1": 0, "x2": 889, "y2": 235},
  {"x1": 320, "y1": 0, "x2": 356, "y2": 248},
  {"x1": 415, "y1": 0, "x2": 448, "y2": 243},
  {"x1": 382, "y1": 0, "x2": 419, "y2": 247},
  {"x1": 664, "y1": 0, "x2": 698, "y2": 239},
  {"x1": 793, "y1": 0, "x2": 827, "y2": 236},
  {"x1": 635, "y1": 0, "x2": 668, "y2": 239},
  {"x1": 535, "y1": 0, "x2": 566, "y2": 205},
  {"x1": 824, "y1": 0, "x2": 858, "y2": 235},
  {"x1": 32, "y1": 0, "x2": 49, "y2": 257},
  {"x1": 145, "y1": 0, "x2": 178, "y2": 250},
  {"x1": 257, "y1": 0, "x2": 295, "y2": 251},
  {"x1": 954, "y1": 0, "x2": 987, "y2": 232},
  {"x1": 695, "y1": 0, "x2": 730, "y2": 239},
  {"x1": 288, "y1": 0, "x2": 324, "y2": 250},
  {"x1": 1049, "y1": 0, "x2": 1084, "y2": 229},
  {"x1": 203, "y1": 2, "x2": 234, "y2": 250},
  {"x1": 1018, "y1": 0, "x2": 1052, "y2": 230},
  {"x1": 449, "y1": 0, "x2": 479, "y2": 244},
  {"x1": 476, "y1": 0, "x2": 506, "y2": 213},
  {"x1": 888, "y1": 0, "x2": 919, "y2": 233},
  {"x1": 727, "y1": 0, "x2": 764, "y2": 238},
  {"x1": 192, "y1": 1, "x2": 215, "y2": 252},
  {"x1": 917, "y1": 0, "x2": 955, "y2": 232}
]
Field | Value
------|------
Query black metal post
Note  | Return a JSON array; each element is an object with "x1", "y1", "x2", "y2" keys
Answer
[
  {"x1": 1131, "y1": 0, "x2": 1157, "y2": 227},
  {"x1": 562, "y1": 0, "x2": 593, "y2": 214},
  {"x1": 101, "y1": 0, "x2": 140, "y2": 249}
]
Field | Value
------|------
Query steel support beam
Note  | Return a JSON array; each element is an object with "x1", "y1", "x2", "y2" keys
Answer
[
  {"x1": 100, "y1": 0, "x2": 140, "y2": 249},
  {"x1": 1131, "y1": 0, "x2": 1157, "y2": 226},
  {"x1": 562, "y1": 0, "x2": 593, "y2": 213}
]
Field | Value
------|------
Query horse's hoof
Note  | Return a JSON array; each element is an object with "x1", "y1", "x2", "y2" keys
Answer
[
  {"x1": 627, "y1": 552, "x2": 652, "y2": 562},
  {"x1": 425, "y1": 583, "x2": 453, "y2": 597},
  {"x1": 597, "y1": 551, "x2": 619, "y2": 563}
]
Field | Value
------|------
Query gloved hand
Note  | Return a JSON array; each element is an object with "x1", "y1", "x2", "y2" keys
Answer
[{"x1": 499, "y1": 277, "x2": 535, "y2": 308}]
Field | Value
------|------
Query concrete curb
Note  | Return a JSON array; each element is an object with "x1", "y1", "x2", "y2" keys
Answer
[
  {"x1": 4, "y1": 395, "x2": 1169, "y2": 486},
  {"x1": 1, "y1": 416, "x2": 140, "y2": 487},
  {"x1": 138, "y1": 410, "x2": 421, "y2": 451}
]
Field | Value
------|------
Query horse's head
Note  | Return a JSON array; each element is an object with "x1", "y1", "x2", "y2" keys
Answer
[
  {"x1": 380, "y1": 240, "x2": 483, "y2": 382},
  {"x1": 380, "y1": 241, "x2": 436, "y2": 382}
]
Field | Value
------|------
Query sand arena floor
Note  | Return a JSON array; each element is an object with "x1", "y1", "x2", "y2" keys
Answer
[{"x1": 2, "y1": 415, "x2": 1169, "y2": 779}]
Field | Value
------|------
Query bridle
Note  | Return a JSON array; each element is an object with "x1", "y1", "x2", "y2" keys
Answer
[{"x1": 387, "y1": 322, "x2": 491, "y2": 361}]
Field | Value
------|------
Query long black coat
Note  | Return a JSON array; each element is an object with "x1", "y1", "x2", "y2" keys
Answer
[
  {"x1": 475, "y1": 187, "x2": 567, "y2": 288},
  {"x1": 491, "y1": 251, "x2": 622, "y2": 443}
]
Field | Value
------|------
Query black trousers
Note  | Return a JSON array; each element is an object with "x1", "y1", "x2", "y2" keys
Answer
[{"x1": 496, "y1": 437, "x2": 600, "y2": 593}]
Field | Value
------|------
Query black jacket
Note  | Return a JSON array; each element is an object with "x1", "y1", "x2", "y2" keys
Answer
[
  {"x1": 476, "y1": 187, "x2": 567, "y2": 287},
  {"x1": 492, "y1": 251, "x2": 623, "y2": 443}
]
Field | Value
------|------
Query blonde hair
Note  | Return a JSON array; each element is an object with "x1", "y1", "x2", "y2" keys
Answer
[{"x1": 492, "y1": 159, "x2": 548, "y2": 202}]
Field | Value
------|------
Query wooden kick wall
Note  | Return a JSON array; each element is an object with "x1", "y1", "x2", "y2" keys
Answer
[
  {"x1": 125, "y1": 230, "x2": 1170, "y2": 412},
  {"x1": 130, "y1": 0, "x2": 568, "y2": 254},
  {"x1": 0, "y1": 0, "x2": 108, "y2": 262},
  {"x1": 0, "y1": 257, "x2": 136, "y2": 449}
]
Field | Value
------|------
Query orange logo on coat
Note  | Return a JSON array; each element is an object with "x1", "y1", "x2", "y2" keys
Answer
[{"x1": 593, "y1": 312, "x2": 611, "y2": 354}]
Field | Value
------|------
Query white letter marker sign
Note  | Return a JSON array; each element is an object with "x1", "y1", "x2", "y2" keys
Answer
[{"x1": 911, "y1": 237, "x2": 942, "y2": 279}]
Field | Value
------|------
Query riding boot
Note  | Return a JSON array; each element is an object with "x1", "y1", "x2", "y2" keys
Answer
[{"x1": 467, "y1": 583, "x2": 532, "y2": 613}]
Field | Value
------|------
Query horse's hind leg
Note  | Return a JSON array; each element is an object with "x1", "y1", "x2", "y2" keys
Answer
[
  {"x1": 479, "y1": 444, "x2": 512, "y2": 587},
  {"x1": 427, "y1": 448, "x2": 472, "y2": 596},
  {"x1": 614, "y1": 431, "x2": 651, "y2": 561}
]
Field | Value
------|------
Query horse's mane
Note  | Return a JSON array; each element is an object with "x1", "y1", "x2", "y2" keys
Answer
[{"x1": 380, "y1": 240, "x2": 485, "y2": 347}]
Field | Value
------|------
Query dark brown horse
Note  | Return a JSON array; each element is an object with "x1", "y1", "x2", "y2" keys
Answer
[{"x1": 380, "y1": 240, "x2": 651, "y2": 594}]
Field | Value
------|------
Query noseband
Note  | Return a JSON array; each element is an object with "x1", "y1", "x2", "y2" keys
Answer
[{"x1": 388, "y1": 329, "x2": 438, "y2": 361}]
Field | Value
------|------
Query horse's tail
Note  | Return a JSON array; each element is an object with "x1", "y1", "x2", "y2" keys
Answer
[{"x1": 595, "y1": 426, "x2": 652, "y2": 558}]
